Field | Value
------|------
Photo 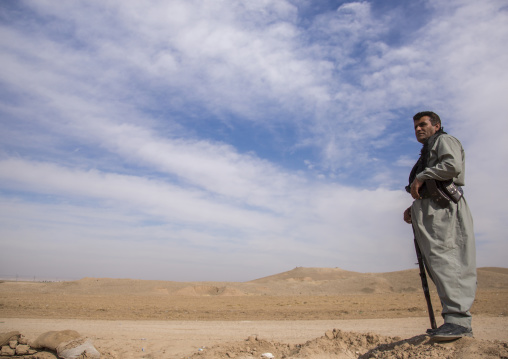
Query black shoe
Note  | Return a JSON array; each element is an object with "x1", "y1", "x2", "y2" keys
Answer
[
  {"x1": 426, "y1": 323, "x2": 449, "y2": 335},
  {"x1": 430, "y1": 323, "x2": 473, "y2": 341},
  {"x1": 426, "y1": 327, "x2": 439, "y2": 335},
  {"x1": 426, "y1": 322, "x2": 452, "y2": 335}
]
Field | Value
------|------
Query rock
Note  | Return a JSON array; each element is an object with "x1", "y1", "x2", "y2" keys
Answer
[
  {"x1": 0, "y1": 345, "x2": 15, "y2": 356},
  {"x1": 16, "y1": 344, "x2": 30, "y2": 355},
  {"x1": 8, "y1": 340, "x2": 17, "y2": 349},
  {"x1": 32, "y1": 352, "x2": 59, "y2": 359},
  {"x1": 18, "y1": 335, "x2": 29, "y2": 345},
  {"x1": 325, "y1": 330, "x2": 334, "y2": 339},
  {"x1": 0, "y1": 331, "x2": 20, "y2": 347},
  {"x1": 247, "y1": 335, "x2": 258, "y2": 342}
]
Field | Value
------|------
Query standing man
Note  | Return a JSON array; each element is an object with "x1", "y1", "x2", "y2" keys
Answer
[{"x1": 403, "y1": 111, "x2": 477, "y2": 341}]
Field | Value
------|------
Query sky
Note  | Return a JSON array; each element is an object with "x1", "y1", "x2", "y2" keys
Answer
[{"x1": 0, "y1": 0, "x2": 507, "y2": 282}]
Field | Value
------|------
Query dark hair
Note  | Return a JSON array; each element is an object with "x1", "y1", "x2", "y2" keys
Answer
[{"x1": 413, "y1": 111, "x2": 441, "y2": 126}]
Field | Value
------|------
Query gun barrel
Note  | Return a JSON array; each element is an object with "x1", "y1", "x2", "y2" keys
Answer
[{"x1": 414, "y1": 236, "x2": 437, "y2": 330}]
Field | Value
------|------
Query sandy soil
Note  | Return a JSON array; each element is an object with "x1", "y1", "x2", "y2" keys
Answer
[
  {"x1": 1, "y1": 267, "x2": 507, "y2": 358},
  {"x1": 1, "y1": 317, "x2": 508, "y2": 358}
]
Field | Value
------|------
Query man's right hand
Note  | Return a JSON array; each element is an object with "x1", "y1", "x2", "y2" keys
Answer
[
  {"x1": 410, "y1": 178, "x2": 424, "y2": 199},
  {"x1": 403, "y1": 207, "x2": 412, "y2": 224}
]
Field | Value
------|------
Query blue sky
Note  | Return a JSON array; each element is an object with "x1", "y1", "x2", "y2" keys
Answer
[{"x1": 1, "y1": 0, "x2": 507, "y2": 281}]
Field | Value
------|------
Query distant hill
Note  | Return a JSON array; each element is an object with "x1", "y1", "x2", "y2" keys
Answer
[
  {"x1": 250, "y1": 267, "x2": 355, "y2": 282},
  {"x1": 1, "y1": 267, "x2": 505, "y2": 297},
  {"x1": 249, "y1": 266, "x2": 507, "y2": 294},
  {"x1": 477, "y1": 267, "x2": 508, "y2": 275}
]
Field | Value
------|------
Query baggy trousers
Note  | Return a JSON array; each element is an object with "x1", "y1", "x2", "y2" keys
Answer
[{"x1": 411, "y1": 197, "x2": 477, "y2": 329}]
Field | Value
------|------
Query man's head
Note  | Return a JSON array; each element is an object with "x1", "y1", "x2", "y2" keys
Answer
[{"x1": 413, "y1": 111, "x2": 441, "y2": 143}]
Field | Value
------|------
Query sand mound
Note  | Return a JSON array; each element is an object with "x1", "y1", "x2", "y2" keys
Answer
[
  {"x1": 250, "y1": 267, "x2": 354, "y2": 283},
  {"x1": 187, "y1": 329, "x2": 508, "y2": 359},
  {"x1": 247, "y1": 267, "x2": 419, "y2": 295},
  {"x1": 175, "y1": 285, "x2": 246, "y2": 296},
  {"x1": 245, "y1": 266, "x2": 508, "y2": 295}
]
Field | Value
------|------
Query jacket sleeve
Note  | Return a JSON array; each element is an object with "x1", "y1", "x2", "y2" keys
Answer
[{"x1": 416, "y1": 136, "x2": 463, "y2": 182}]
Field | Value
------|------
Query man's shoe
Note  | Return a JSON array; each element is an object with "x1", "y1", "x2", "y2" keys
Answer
[
  {"x1": 426, "y1": 323, "x2": 454, "y2": 335},
  {"x1": 430, "y1": 323, "x2": 473, "y2": 341}
]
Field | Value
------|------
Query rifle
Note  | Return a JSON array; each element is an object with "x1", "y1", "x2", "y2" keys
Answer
[{"x1": 413, "y1": 232, "x2": 437, "y2": 330}]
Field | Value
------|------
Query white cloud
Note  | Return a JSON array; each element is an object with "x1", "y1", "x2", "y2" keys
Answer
[
  {"x1": 0, "y1": 158, "x2": 280, "y2": 229},
  {"x1": 0, "y1": 154, "x2": 415, "y2": 280}
]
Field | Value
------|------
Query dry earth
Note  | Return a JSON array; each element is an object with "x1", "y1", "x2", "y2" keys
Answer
[{"x1": 1, "y1": 267, "x2": 507, "y2": 358}]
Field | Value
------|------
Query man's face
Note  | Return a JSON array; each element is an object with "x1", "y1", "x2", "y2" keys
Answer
[{"x1": 414, "y1": 116, "x2": 440, "y2": 143}]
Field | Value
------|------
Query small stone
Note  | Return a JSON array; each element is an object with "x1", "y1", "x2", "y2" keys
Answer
[
  {"x1": 325, "y1": 330, "x2": 334, "y2": 339},
  {"x1": 16, "y1": 344, "x2": 30, "y2": 355},
  {"x1": 1, "y1": 345, "x2": 15, "y2": 356},
  {"x1": 247, "y1": 335, "x2": 258, "y2": 342},
  {"x1": 9, "y1": 340, "x2": 17, "y2": 349}
]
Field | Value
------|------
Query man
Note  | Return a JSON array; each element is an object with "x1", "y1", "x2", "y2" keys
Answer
[{"x1": 403, "y1": 111, "x2": 477, "y2": 341}]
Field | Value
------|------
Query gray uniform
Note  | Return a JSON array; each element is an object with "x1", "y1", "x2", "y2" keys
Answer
[{"x1": 411, "y1": 133, "x2": 477, "y2": 329}]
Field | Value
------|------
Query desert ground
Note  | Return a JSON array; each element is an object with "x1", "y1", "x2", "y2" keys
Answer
[{"x1": 1, "y1": 267, "x2": 507, "y2": 358}]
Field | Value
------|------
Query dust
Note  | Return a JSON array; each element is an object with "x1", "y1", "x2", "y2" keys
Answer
[{"x1": 188, "y1": 330, "x2": 508, "y2": 359}]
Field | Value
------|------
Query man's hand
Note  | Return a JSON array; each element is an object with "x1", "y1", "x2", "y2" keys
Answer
[
  {"x1": 403, "y1": 207, "x2": 412, "y2": 224},
  {"x1": 410, "y1": 177, "x2": 424, "y2": 200}
]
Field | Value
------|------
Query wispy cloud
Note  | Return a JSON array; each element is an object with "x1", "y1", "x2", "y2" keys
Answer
[{"x1": 0, "y1": 156, "x2": 411, "y2": 280}]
